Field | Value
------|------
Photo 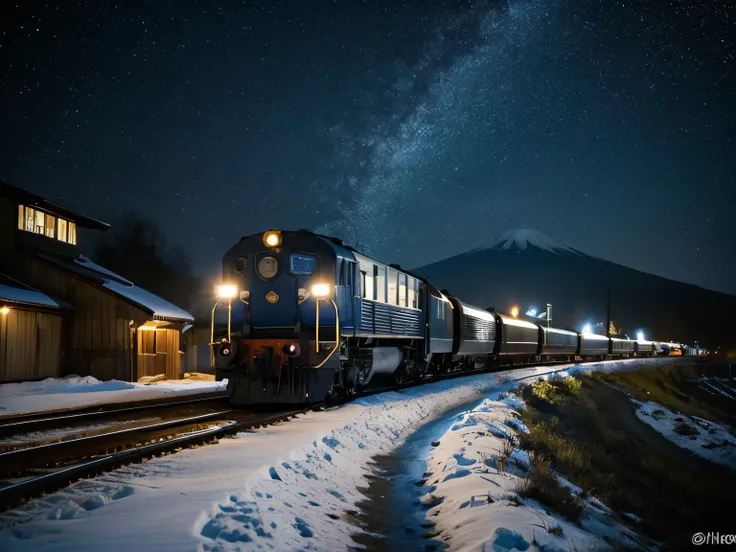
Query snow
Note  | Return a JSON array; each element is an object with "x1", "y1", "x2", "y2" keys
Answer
[
  {"x1": 0, "y1": 375, "x2": 227, "y2": 417},
  {"x1": 423, "y1": 392, "x2": 648, "y2": 551},
  {"x1": 634, "y1": 399, "x2": 736, "y2": 469},
  {"x1": 0, "y1": 283, "x2": 60, "y2": 309},
  {"x1": 74, "y1": 256, "x2": 194, "y2": 322},
  {"x1": 488, "y1": 228, "x2": 578, "y2": 255},
  {"x1": 0, "y1": 357, "x2": 674, "y2": 551}
]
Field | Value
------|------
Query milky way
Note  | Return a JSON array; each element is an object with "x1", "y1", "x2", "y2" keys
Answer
[{"x1": 1, "y1": 0, "x2": 734, "y2": 293}]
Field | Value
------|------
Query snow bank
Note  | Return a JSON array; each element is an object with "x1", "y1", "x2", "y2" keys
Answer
[
  {"x1": 0, "y1": 375, "x2": 227, "y2": 417},
  {"x1": 424, "y1": 393, "x2": 646, "y2": 551},
  {"x1": 634, "y1": 399, "x2": 736, "y2": 469},
  {"x1": 0, "y1": 357, "x2": 671, "y2": 550}
]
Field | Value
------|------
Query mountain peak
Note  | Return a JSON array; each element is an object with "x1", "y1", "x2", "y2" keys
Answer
[{"x1": 488, "y1": 228, "x2": 576, "y2": 255}]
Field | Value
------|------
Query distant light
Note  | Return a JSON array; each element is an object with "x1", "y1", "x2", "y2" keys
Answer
[
  {"x1": 582, "y1": 324, "x2": 592, "y2": 335},
  {"x1": 526, "y1": 308, "x2": 537, "y2": 317},
  {"x1": 0, "y1": 306, "x2": 9, "y2": 315},
  {"x1": 217, "y1": 284, "x2": 238, "y2": 298},
  {"x1": 637, "y1": 331, "x2": 645, "y2": 341},
  {"x1": 510, "y1": 305, "x2": 519, "y2": 318},
  {"x1": 312, "y1": 283, "x2": 331, "y2": 298}
]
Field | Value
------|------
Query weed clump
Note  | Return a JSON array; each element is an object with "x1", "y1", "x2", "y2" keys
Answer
[{"x1": 515, "y1": 452, "x2": 585, "y2": 523}]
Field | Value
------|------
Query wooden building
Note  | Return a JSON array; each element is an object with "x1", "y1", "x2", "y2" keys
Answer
[
  {"x1": 0, "y1": 274, "x2": 69, "y2": 382},
  {"x1": 0, "y1": 180, "x2": 194, "y2": 383}
]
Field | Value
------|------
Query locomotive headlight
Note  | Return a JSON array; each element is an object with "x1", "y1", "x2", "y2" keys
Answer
[
  {"x1": 311, "y1": 283, "x2": 332, "y2": 298},
  {"x1": 263, "y1": 229, "x2": 282, "y2": 248},
  {"x1": 217, "y1": 284, "x2": 238, "y2": 298}
]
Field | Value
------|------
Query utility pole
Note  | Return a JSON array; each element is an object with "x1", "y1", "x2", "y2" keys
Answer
[{"x1": 606, "y1": 286, "x2": 611, "y2": 338}]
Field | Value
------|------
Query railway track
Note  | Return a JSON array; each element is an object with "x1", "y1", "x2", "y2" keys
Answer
[
  {"x1": 0, "y1": 391, "x2": 230, "y2": 438},
  {"x1": 0, "y1": 355, "x2": 693, "y2": 512},
  {"x1": 0, "y1": 405, "x2": 310, "y2": 511}
]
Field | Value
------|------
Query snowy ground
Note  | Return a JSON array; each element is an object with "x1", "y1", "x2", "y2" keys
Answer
[
  {"x1": 634, "y1": 399, "x2": 736, "y2": 469},
  {"x1": 0, "y1": 375, "x2": 227, "y2": 417},
  {"x1": 424, "y1": 393, "x2": 647, "y2": 551},
  {"x1": 0, "y1": 357, "x2": 681, "y2": 551}
]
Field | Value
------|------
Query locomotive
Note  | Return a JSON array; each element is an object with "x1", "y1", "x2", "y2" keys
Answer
[{"x1": 213, "y1": 229, "x2": 663, "y2": 406}]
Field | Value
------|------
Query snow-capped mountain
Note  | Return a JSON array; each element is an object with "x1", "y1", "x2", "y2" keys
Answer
[
  {"x1": 413, "y1": 229, "x2": 735, "y2": 351},
  {"x1": 483, "y1": 228, "x2": 580, "y2": 255}
]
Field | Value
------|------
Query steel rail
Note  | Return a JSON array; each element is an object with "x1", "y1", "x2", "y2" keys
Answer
[
  {"x1": 0, "y1": 393, "x2": 231, "y2": 438},
  {"x1": 0, "y1": 406, "x2": 313, "y2": 511},
  {"x1": 0, "y1": 409, "x2": 239, "y2": 472}
]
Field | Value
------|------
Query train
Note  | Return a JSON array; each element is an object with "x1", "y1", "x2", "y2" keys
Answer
[{"x1": 212, "y1": 229, "x2": 677, "y2": 406}]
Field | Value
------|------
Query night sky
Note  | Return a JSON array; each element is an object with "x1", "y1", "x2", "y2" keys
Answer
[{"x1": 2, "y1": 1, "x2": 734, "y2": 295}]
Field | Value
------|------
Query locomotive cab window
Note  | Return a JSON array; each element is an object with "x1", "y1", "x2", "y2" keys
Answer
[
  {"x1": 289, "y1": 254, "x2": 316, "y2": 275},
  {"x1": 235, "y1": 257, "x2": 247, "y2": 273}
]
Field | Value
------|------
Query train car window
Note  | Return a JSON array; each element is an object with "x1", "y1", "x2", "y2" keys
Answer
[
  {"x1": 360, "y1": 271, "x2": 366, "y2": 297},
  {"x1": 346, "y1": 262, "x2": 354, "y2": 287},
  {"x1": 289, "y1": 254, "x2": 315, "y2": 275},
  {"x1": 387, "y1": 268, "x2": 398, "y2": 305},
  {"x1": 235, "y1": 257, "x2": 247, "y2": 273},
  {"x1": 407, "y1": 277, "x2": 416, "y2": 308},
  {"x1": 364, "y1": 269, "x2": 374, "y2": 299},
  {"x1": 374, "y1": 266, "x2": 386, "y2": 302},
  {"x1": 398, "y1": 274, "x2": 407, "y2": 307}
]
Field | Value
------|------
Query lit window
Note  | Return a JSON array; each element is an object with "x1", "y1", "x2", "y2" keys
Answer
[
  {"x1": 58, "y1": 218, "x2": 68, "y2": 242},
  {"x1": 387, "y1": 268, "x2": 398, "y2": 306},
  {"x1": 17, "y1": 204, "x2": 76, "y2": 245},
  {"x1": 363, "y1": 270, "x2": 374, "y2": 300},
  {"x1": 289, "y1": 254, "x2": 315, "y2": 275},
  {"x1": 374, "y1": 266, "x2": 385, "y2": 302},
  {"x1": 407, "y1": 277, "x2": 416, "y2": 308},
  {"x1": 25, "y1": 207, "x2": 34, "y2": 231},
  {"x1": 44, "y1": 213, "x2": 56, "y2": 238},
  {"x1": 34, "y1": 209, "x2": 45, "y2": 234},
  {"x1": 398, "y1": 273, "x2": 407, "y2": 307}
]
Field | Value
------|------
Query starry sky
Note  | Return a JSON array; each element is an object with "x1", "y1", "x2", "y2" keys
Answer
[{"x1": 2, "y1": 0, "x2": 735, "y2": 294}]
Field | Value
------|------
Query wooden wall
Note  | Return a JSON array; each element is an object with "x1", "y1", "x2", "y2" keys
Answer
[
  {"x1": 0, "y1": 308, "x2": 63, "y2": 382},
  {"x1": 8, "y1": 254, "x2": 151, "y2": 381},
  {"x1": 137, "y1": 328, "x2": 182, "y2": 380}
]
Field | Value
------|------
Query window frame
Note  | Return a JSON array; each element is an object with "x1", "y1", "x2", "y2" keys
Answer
[{"x1": 288, "y1": 253, "x2": 316, "y2": 275}]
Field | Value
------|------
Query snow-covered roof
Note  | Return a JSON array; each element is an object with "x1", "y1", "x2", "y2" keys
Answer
[
  {"x1": 73, "y1": 256, "x2": 195, "y2": 322},
  {"x1": 0, "y1": 275, "x2": 63, "y2": 310},
  {"x1": 488, "y1": 228, "x2": 578, "y2": 255}
]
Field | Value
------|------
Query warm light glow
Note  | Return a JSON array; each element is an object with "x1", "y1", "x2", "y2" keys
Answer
[
  {"x1": 0, "y1": 306, "x2": 9, "y2": 315},
  {"x1": 510, "y1": 305, "x2": 519, "y2": 318},
  {"x1": 263, "y1": 229, "x2": 282, "y2": 248},
  {"x1": 217, "y1": 284, "x2": 238, "y2": 298},
  {"x1": 311, "y1": 283, "x2": 331, "y2": 298}
]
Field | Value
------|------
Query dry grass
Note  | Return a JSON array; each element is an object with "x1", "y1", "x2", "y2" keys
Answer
[
  {"x1": 515, "y1": 451, "x2": 585, "y2": 523},
  {"x1": 515, "y1": 374, "x2": 736, "y2": 547}
]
